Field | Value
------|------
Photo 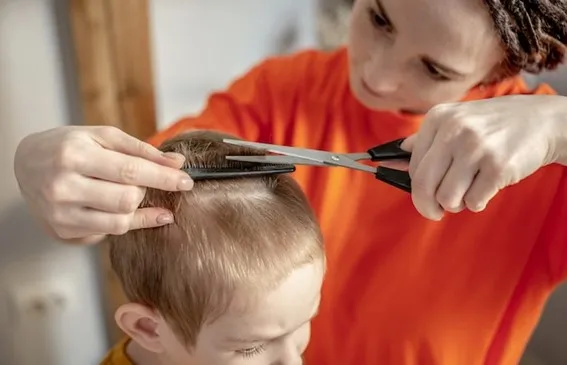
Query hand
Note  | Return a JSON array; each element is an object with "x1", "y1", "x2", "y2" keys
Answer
[
  {"x1": 402, "y1": 95, "x2": 566, "y2": 221},
  {"x1": 14, "y1": 126, "x2": 193, "y2": 244}
]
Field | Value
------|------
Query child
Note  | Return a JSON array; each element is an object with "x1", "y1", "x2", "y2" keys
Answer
[{"x1": 100, "y1": 130, "x2": 325, "y2": 365}]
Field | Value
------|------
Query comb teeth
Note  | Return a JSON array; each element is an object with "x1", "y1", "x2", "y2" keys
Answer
[{"x1": 183, "y1": 164, "x2": 296, "y2": 181}]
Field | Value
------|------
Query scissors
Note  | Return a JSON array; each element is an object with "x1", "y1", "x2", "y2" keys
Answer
[{"x1": 223, "y1": 138, "x2": 412, "y2": 193}]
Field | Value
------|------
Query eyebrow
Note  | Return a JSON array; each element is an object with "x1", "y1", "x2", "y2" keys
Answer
[
  {"x1": 375, "y1": 0, "x2": 469, "y2": 79},
  {"x1": 226, "y1": 335, "x2": 272, "y2": 344},
  {"x1": 226, "y1": 308, "x2": 320, "y2": 344}
]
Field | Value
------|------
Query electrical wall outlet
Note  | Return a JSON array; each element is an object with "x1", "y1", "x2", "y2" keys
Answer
[
  {"x1": 6, "y1": 277, "x2": 79, "y2": 365},
  {"x1": 6, "y1": 278, "x2": 77, "y2": 324}
]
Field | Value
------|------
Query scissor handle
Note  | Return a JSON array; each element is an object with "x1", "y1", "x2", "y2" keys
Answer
[
  {"x1": 375, "y1": 167, "x2": 412, "y2": 193},
  {"x1": 368, "y1": 138, "x2": 412, "y2": 193},
  {"x1": 367, "y1": 138, "x2": 411, "y2": 161}
]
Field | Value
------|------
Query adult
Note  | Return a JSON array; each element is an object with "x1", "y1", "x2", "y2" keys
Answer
[{"x1": 13, "y1": 0, "x2": 567, "y2": 363}]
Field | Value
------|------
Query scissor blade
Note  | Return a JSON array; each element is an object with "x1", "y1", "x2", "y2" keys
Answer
[
  {"x1": 223, "y1": 139, "x2": 376, "y2": 174},
  {"x1": 226, "y1": 155, "x2": 328, "y2": 166},
  {"x1": 342, "y1": 152, "x2": 372, "y2": 161},
  {"x1": 223, "y1": 139, "x2": 332, "y2": 164}
]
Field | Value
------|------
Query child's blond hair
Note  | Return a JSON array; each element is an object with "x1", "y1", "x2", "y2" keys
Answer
[{"x1": 108, "y1": 130, "x2": 324, "y2": 346}]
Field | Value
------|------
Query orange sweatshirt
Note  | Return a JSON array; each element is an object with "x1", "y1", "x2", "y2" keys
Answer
[{"x1": 127, "y1": 48, "x2": 567, "y2": 365}]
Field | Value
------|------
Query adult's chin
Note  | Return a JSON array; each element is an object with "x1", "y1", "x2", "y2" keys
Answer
[{"x1": 350, "y1": 84, "x2": 398, "y2": 111}]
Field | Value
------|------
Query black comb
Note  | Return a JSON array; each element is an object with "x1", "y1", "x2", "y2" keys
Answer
[{"x1": 183, "y1": 163, "x2": 296, "y2": 181}]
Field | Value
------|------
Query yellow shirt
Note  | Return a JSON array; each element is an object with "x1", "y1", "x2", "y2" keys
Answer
[{"x1": 100, "y1": 338, "x2": 134, "y2": 365}]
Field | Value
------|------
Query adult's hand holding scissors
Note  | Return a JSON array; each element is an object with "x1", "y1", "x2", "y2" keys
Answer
[
  {"x1": 401, "y1": 95, "x2": 567, "y2": 221},
  {"x1": 13, "y1": 126, "x2": 194, "y2": 244}
]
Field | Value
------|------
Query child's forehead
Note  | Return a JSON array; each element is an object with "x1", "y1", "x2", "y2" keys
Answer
[{"x1": 203, "y1": 261, "x2": 324, "y2": 343}]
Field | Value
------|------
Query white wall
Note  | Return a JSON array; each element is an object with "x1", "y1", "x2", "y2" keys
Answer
[
  {"x1": 149, "y1": 0, "x2": 318, "y2": 129},
  {"x1": 524, "y1": 70, "x2": 567, "y2": 96},
  {"x1": 527, "y1": 285, "x2": 567, "y2": 365},
  {"x1": 0, "y1": 1, "x2": 107, "y2": 364}
]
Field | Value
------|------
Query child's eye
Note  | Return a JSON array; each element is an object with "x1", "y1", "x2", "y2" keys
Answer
[{"x1": 236, "y1": 344, "x2": 266, "y2": 358}]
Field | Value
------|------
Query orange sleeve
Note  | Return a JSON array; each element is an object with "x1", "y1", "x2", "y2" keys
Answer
[{"x1": 145, "y1": 50, "x2": 325, "y2": 147}]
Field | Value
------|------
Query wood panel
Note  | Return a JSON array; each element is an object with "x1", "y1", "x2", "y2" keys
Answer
[
  {"x1": 68, "y1": 0, "x2": 157, "y2": 140},
  {"x1": 67, "y1": 0, "x2": 157, "y2": 345},
  {"x1": 105, "y1": 0, "x2": 157, "y2": 139}
]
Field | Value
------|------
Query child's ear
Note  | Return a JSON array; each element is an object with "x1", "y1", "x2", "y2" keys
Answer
[{"x1": 115, "y1": 303, "x2": 165, "y2": 353}]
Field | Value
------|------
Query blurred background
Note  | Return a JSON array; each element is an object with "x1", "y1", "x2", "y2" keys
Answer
[{"x1": 0, "y1": 1, "x2": 566, "y2": 364}]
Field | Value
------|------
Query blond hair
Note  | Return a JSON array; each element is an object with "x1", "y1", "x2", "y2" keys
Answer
[{"x1": 109, "y1": 130, "x2": 324, "y2": 346}]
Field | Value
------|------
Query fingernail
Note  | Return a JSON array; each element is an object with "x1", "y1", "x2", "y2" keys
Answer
[
  {"x1": 162, "y1": 152, "x2": 185, "y2": 161},
  {"x1": 177, "y1": 177, "x2": 194, "y2": 191},
  {"x1": 471, "y1": 204, "x2": 485, "y2": 213},
  {"x1": 157, "y1": 213, "x2": 174, "y2": 225}
]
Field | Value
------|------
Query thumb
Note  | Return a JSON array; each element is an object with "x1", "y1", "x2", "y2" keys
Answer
[
  {"x1": 400, "y1": 134, "x2": 417, "y2": 152},
  {"x1": 129, "y1": 207, "x2": 175, "y2": 230},
  {"x1": 379, "y1": 160, "x2": 409, "y2": 171},
  {"x1": 379, "y1": 135, "x2": 415, "y2": 170}
]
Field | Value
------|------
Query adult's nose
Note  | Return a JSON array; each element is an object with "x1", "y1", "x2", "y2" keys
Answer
[{"x1": 362, "y1": 55, "x2": 402, "y2": 95}]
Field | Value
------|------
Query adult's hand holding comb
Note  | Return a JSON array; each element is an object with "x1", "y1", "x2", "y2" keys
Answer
[{"x1": 13, "y1": 126, "x2": 194, "y2": 244}]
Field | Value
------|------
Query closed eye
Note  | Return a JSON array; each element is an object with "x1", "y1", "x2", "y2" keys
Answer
[
  {"x1": 368, "y1": 8, "x2": 390, "y2": 30},
  {"x1": 367, "y1": 0, "x2": 394, "y2": 33},
  {"x1": 236, "y1": 344, "x2": 266, "y2": 359},
  {"x1": 422, "y1": 61, "x2": 451, "y2": 81}
]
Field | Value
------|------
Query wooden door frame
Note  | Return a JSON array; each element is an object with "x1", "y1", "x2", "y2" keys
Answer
[
  {"x1": 67, "y1": 0, "x2": 157, "y2": 344},
  {"x1": 68, "y1": 0, "x2": 157, "y2": 139}
]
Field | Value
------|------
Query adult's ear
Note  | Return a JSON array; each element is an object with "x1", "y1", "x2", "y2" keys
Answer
[{"x1": 115, "y1": 303, "x2": 165, "y2": 354}]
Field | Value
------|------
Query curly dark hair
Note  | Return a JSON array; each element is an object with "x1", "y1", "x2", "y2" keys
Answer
[{"x1": 483, "y1": 0, "x2": 567, "y2": 77}]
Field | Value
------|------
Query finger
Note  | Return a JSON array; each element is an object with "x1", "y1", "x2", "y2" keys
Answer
[
  {"x1": 56, "y1": 226, "x2": 108, "y2": 243},
  {"x1": 67, "y1": 207, "x2": 174, "y2": 236},
  {"x1": 435, "y1": 159, "x2": 479, "y2": 213},
  {"x1": 77, "y1": 234, "x2": 107, "y2": 245},
  {"x1": 72, "y1": 176, "x2": 146, "y2": 214},
  {"x1": 381, "y1": 135, "x2": 413, "y2": 170},
  {"x1": 407, "y1": 115, "x2": 440, "y2": 178},
  {"x1": 78, "y1": 148, "x2": 194, "y2": 191},
  {"x1": 411, "y1": 136, "x2": 452, "y2": 221},
  {"x1": 92, "y1": 126, "x2": 185, "y2": 168},
  {"x1": 49, "y1": 205, "x2": 114, "y2": 238},
  {"x1": 379, "y1": 160, "x2": 409, "y2": 171},
  {"x1": 400, "y1": 134, "x2": 416, "y2": 152},
  {"x1": 58, "y1": 234, "x2": 107, "y2": 245},
  {"x1": 129, "y1": 207, "x2": 175, "y2": 230},
  {"x1": 463, "y1": 168, "x2": 499, "y2": 212}
]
